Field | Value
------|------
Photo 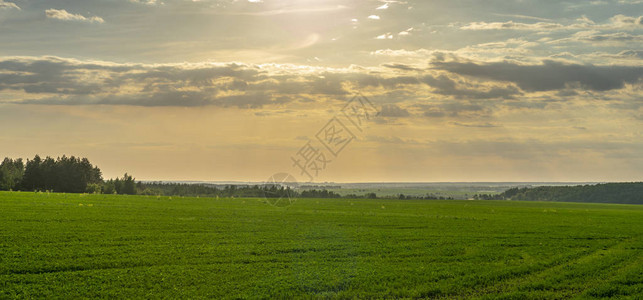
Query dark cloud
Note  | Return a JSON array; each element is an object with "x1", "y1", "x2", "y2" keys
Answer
[
  {"x1": 451, "y1": 122, "x2": 501, "y2": 128},
  {"x1": 379, "y1": 104, "x2": 410, "y2": 117},
  {"x1": 8, "y1": 56, "x2": 525, "y2": 109},
  {"x1": 433, "y1": 59, "x2": 643, "y2": 92},
  {"x1": 421, "y1": 74, "x2": 521, "y2": 99},
  {"x1": 382, "y1": 63, "x2": 421, "y2": 71},
  {"x1": 365, "y1": 135, "x2": 406, "y2": 144},
  {"x1": 552, "y1": 31, "x2": 643, "y2": 44},
  {"x1": 418, "y1": 101, "x2": 491, "y2": 118},
  {"x1": 349, "y1": 74, "x2": 420, "y2": 89},
  {"x1": 310, "y1": 73, "x2": 347, "y2": 95},
  {"x1": 0, "y1": 56, "x2": 332, "y2": 107},
  {"x1": 577, "y1": 32, "x2": 643, "y2": 42},
  {"x1": 4, "y1": 56, "x2": 636, "y2": 111},
  {"x1": 617, "y1": 50, "x2": 643, "y2": 59},
  {"x1": 502, "y1": 99, "x2": 550, "y2": 110}
]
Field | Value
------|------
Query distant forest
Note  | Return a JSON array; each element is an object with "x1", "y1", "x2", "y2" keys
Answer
[
  {"x1": 0, "y1": 155, "x2": 346, "y2": 198},
  {"x1": 0, "y1": 155, "x2": 450, "y2": 199},
  {"x1": 491, "y1": 183, "x2": 643, "y2": 204},
  {"x1": 1, "y1": 155, "x2": 641, "y2": 203}
]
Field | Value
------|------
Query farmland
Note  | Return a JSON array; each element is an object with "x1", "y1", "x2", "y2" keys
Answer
[{"x1": 1, "y1": 191, "x2": 642, "y2": 299}]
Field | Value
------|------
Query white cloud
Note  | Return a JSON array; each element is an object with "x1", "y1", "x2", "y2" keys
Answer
[
  {"x1": 130, "y1": 0, "x2": 161, "y2": 5},
  {"x1": 460, "y1": 14, "x2": 643, "y2": 31},
  {"x1": 368, "y1": 15, "x2": 381, "y2": 20},
  {"x1": 609, "y1": 14, "x2": 643, "y2": 27},
  {"x1": 398, "y1": 27, "x2": 414, "y2": 36},
  {"x1": 376, "y1": 33, "x2": 393, "y2": 39},
  {"x1": 460, "y1": 21, "x2": 565, "y2": 31},
  {"x1": 371, "y1": 48, "x2": 436, "y2": 58},
  {"x1": 0, "y1": 0, "x2": 19, "y2": 10},
  {"x1": 545, "y1": 30, "x2": 643, "y2": 46},
  {"x1": 45, "y1": 9, "x2": 105, "y2": 24},
  {"x1": 492, "y1": 14, "x2": 554, "y2": 22},
  {"x1": 376, "y1": 3, "x2": 389, "y2": 10}
]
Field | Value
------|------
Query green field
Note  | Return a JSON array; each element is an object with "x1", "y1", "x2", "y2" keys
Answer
[
  {"x1": 325, "y1": 188, "x2": 472, "y2": 199},
  {"x1": 1, "y1": 192, "x2": 642, "y2": 299}
]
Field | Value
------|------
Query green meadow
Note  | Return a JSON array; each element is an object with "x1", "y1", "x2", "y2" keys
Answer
[{"x1": 1, "y1": 191, "x2": 642, "y2": 299}]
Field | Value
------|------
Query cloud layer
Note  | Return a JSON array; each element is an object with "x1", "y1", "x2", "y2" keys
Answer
[
  {"x1": 1, "y1": 56, "x2": 640, "y2": 114},
  {"x1": 45, "y1": 9, "x2": 104, "y2": 23}
]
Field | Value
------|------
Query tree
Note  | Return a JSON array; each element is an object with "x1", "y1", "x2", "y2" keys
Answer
[
  {"x1": 103, "y1": 180, "x2": 116, "y2": 194},
  {"x1": 0, "y1": 158, "x2": 24, "y2": 191},
  {"x1": 106, "y1": 173, "x2": 137, "y2": 195},
  {"x1": 16, "y1": 155, "x2": 103, "y2": 193},
  {"x1": 86, "y1": 183, "x2": 102, "y2": 194},
  {"x1": 40, "y1": 156, "x2": 56, "y2": 191},
  {"x1": 21, "y1": 155, "x2": 43, "y2": 191},
  {"x1": 120, "y1": 173, "x2": 137, "y2": 195}
]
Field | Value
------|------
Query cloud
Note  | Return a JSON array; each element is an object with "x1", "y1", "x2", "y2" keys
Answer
[
  {"x1": 376, "y1": 33, "x2": 393, "y2": 39},
  {"x1": 451, "y1": 122, "x2": 501, "y2": 128},
  {"x1": 398, "y1": 27, "x2": 414, "y2": 36},
  {"x1": 491, "y1": 14, "x2": 553, "y2": 22},
  {"x1": 615, "y1": 50, "x2": 643, "y2": 59},
  {"x1": 381, "y1": 63, "x2": 421, "y2": 71},
  {"x1": 371, "y1": 48, "x2": 437, "y2": 58},
  {"x1": 1, "y1": 55, "x2": 638, "y2": 111},
  {"x1": 45, "y1": 9, "x2": 105, "y2": 23},
  {"x1": 433, "y1": 59, "x2": 643, "y2": 92},
  {"x1": 368, "y1": 15, "x2": 381, "y2": 20},
  {"x1": 0, "y1": 0, "x2": 19, "y2": 10},
  {"x1": 459, "y1": 14, "x2": 643, "y2": 31},
  {"x1": 609, "y1": 14, "x2": 643, "y2": 27},
  {"x1": 365, "y1": 135, "x2": 407, "y2": 144},
  {"x1": 419, "y1": 101, "x2": 490, "y2": 118},
  {"x1": 0, "y1": 56, "x2": 359, "y2": 107},
  {"x1": 130, "y1": 0, "x2": 161, "y2": 5},
  {"x1": 0, "y1": 56, "x2": 267, "y2": 107},
  {"x1": 370, "y1": 40, "x2": 537, "y2": 64},
  {"x1": 460, "y1": 21, "x2": 565, "y2": 31},
  {"x1": 379, "y1": 104, "x2": 410, "y2": 117},
  {"x1": 552, "y1": 30, "x2": 643, "y2": 44},
  {"x1": 421, "y1": 74, "x2": 521, "y2": 99}
]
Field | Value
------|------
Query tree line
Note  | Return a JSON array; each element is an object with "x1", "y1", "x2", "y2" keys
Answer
[
  {"x1": 496, "y1": 183, "x2": 643, "y2": 204},
  {"x1": 137, "y1": 182, "x2": 346, "y2": 199},
  {"x1": 6, "y1": 155, "x2": 639, "y2": 203},
  {"x1": 0, "y1": 155, "x2": 372, "y2": 198},
  {"x1": 0, "y1": 155, "x2": 135, "y2": 194}
]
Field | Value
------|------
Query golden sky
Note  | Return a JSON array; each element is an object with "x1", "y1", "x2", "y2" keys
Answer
[{"x1": 0, "y1": 0, "x2": 641, "y2": 182}]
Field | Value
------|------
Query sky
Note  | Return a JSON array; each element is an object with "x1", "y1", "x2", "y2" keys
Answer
[{"x1": 0, "y1": 0, "x2": 642, "y2": 183}]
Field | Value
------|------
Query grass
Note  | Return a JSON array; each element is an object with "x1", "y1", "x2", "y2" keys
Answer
[
  {"x1": 1, "y1": 191, "x2": 642, "y2": 299},
  {"x1": 325, "y1": 188, "x2": 473, "y2": 199}
]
